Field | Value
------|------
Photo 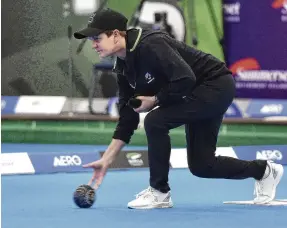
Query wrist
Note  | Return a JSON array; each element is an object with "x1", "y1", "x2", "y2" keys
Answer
[
  {"x1": 102, "y1": 157, "x2": 113, "y2": 166},
  {"x1": 101, "y1": 152, "x2": 113, "y2": 164}
]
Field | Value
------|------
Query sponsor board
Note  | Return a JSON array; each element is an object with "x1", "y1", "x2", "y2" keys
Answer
[
  {"x1": 15, "y1": 96, "x2": 66, "y2": 114},
  {"x1": 246, "y1": 99, "x2": 287, "y2": 118},
  {"x1": 100, "y1": 150, "x2": 149, "y2": 169},
  {"x1": 1, "y1": 96, "x2": 19, "y2": 114},
  {"x1": 232, "y1": 145, "x2": 287, "y2": 164},
  {"x1": 224, "y1": 0, "x2": 287, "y2": 99},
  {"x1": 28, "y1": 152, "x2": 97, "y2": 174},
  {"x1": 224, "y1": 103, "x2": 243, "y2": 118},
  {"x1": 169, "y1": 149, "x2": 188, "y2": 168},
  {"x1": 0, "y1": 153, "x2": 35, "y2": 175},
  {"x1": 169, "y1": 147, "x2": 238, "y2": 168},
  {"x1": 2, "y1": 145, "x2": 286, "y2": 175},
  {"x1": 169, "y1": 145, "x2": 287, "y2": 168},
  {"x1": 62, "y1": 98, "x2": 110, "y2": 114}
]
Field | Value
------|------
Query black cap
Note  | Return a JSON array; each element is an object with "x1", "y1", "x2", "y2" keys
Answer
[{"x1": 74, "y1": 8, "x2": 128, "y2": 39}]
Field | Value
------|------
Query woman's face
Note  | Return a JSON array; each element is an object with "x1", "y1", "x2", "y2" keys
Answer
[{"x1": 90, "y1": 32, "x2": 119, "y2": 58}]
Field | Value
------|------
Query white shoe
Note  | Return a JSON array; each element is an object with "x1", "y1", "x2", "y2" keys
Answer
[
  {"x1": 253, "y1": 161, "x2": 284, "y2": 204},
  {"x1": 127, "y1": 186, "x2": 173, "y2": 209}
]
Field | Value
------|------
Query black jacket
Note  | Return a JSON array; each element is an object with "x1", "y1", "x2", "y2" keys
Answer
[{"x1": 112, "y1": 28, "x2": 232, "y2": 143}]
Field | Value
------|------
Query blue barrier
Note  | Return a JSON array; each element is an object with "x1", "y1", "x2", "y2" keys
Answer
[
  {"x1": 2, "y1": 96, "x2": 287, "y2": 118},
  {"x1": 1, "y1": 144, "x2": 286, "y2": 175},
  {"x1": 245, "y1": 99, "x2": 287, "y2": 118}
]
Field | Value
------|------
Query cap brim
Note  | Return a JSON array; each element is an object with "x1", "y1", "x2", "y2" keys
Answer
[{"x1": 73, "y1": 27, "x2": 104, "y2": 39}]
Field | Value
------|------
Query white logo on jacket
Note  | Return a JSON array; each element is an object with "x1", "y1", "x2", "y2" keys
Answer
[{"x1": 145, "y1": 72, "x2": 154, "y2": 83}]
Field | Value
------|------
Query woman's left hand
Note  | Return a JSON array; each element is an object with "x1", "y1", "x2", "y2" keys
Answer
[{"x1": 133, "y1": 96, "x2": 156, "y2": 113}]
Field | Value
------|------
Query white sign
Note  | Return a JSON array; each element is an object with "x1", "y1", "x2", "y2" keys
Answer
[
  {"x1": 15, "y1": 96, "x2": 66, "y2": 114},
  {"x1": 72, "y1": 0, "x2": 99, "y2": 15},
  {"x1": 0, "y1": 153, "x2": 35, "y2": 175}
]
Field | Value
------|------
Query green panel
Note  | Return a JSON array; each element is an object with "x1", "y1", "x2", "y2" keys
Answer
[{"x1": 2, "y1": 120, "x2": 287, "y2": 147}]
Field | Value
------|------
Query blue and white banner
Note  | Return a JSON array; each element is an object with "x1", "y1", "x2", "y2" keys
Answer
[
  {"x1": 170, "y1": 145, "x2": 287, "y2": 168},
  {"x1": 108, "y1": 97, "x2": 287, "y2": 119},
  {"x1": 15, "y1": 96, "x2": 67, "y2": 114},
  {"x1": 2, "y1": 95, "x2": 287, "y2": 119},
  {"x1": 224, "y1": 99, "x2": 287, "y2": 119},
  {"x1": 28, "y1": 152, "x2": 97, "y2": 174},
  {"x1": 224, "y1": 102, "x2": 243, "y2": 118},
  {"x1": 1, "y1": 96, "x2": 19, "y2": 114},
  {"x1": 0, "y1": 153, "x2": 35, "y2": 175},
  {"x1": 1, "y1": 144, "x2": 287, "y2": 175},
  {"x1": 233, "y1": 145, "x2": 287, "y2": 164},
  {"x1": 245, "y1": 99, "x2": 287, "y2": 118}
]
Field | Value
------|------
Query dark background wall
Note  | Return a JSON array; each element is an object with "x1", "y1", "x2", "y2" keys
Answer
[{"x1": 1, "y1": 0, "x2": 103, "y2": 97}]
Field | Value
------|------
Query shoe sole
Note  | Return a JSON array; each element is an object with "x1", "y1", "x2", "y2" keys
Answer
[
  {"x1": 128, "y1": 202, "x2": 173, "y2": 209},
  {"x1": 254, "y1": 164, "x2": 284, "y2": 204}
]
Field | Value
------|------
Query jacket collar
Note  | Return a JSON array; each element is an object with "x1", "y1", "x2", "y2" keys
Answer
[
  {"x1": 112, "y1": 28, "x2": 142, "y2": 75},
  {"x1": 126, "y1": 27, "x2": 142, "y2": 52}
]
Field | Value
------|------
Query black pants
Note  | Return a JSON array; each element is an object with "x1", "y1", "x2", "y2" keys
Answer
[{"x1": 144, "y1": 75, "x2": 267, "y2": 193}]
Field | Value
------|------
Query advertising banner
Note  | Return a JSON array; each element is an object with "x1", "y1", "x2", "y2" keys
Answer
[
  {"x1": 224, "y1": 102, "x2": 243, "y2": 118},
  {"x1": 223, "y1": 0, "x2": 287, "y2": 99},
  {"x1": 232, "y1": 145, "x2": 287, "y2": 165},
  {"x1": 0, "y1": 153, "x2": 35, "y2": 175},
  {"x1": 28, "y1": 152, "x2": 97, "y2": 174},
  {"x1": 1, "y1": 96, "x2": 19, "y2": 114},
  {"x1": 100, "y1": 150, "x2": 150, "y2": 169},
  {"x1": 15, "y1": 96, "x2": 66, "y2": 114},
  {"x1": 170, "y1": 145, "x2": 287, "y2": 168},
  {"x1": 245, "y1": 99, "x2": 287, "y2": 118},
  {"x1": 1, "y1": 144, "x2": 286, "y2": 175}
]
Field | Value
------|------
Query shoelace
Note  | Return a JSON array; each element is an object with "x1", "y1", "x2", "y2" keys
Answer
[{"x1": 135, "y1": 187, "x2": 154, "y2": 199}]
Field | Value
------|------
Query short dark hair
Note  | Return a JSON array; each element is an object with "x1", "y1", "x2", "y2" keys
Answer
[{"x1": 103, "y1": 30, "x2": 126, "y2": 37}]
